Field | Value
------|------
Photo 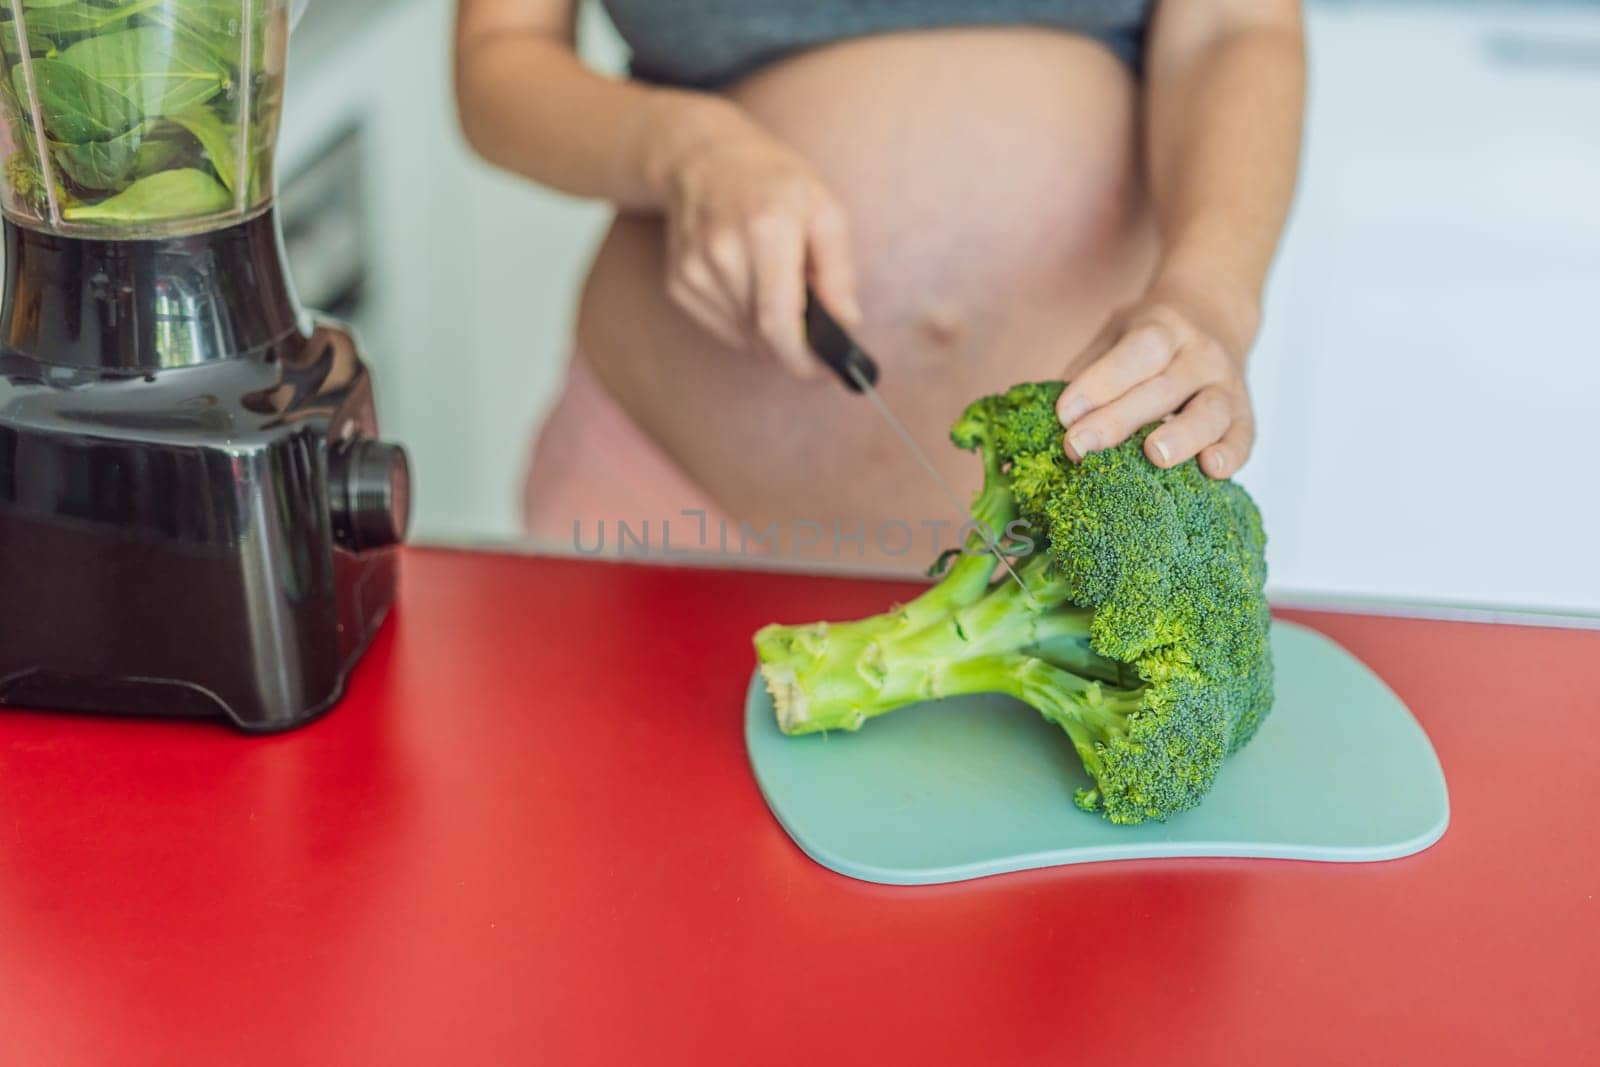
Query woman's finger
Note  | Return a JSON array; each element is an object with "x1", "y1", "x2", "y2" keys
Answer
[
  {"x1": 703, "y1": 227, "x2": 753, "y2": 318},
  {"x1": 1144, "y1": 386, "x2": 1237, "y2": 468},
  {"x1": 665, "y1": 245, "x2": 747, "y2": 350},
  {"x1": 667, "y1": 222, "x2": 746, "y2": 340},
  {"x1": 805, "y1": 199, "x2": 861, "y2": 325},
  {"x1": 1056, "y1": 320, "x2": 1180, "y2": 429},
  {"x1": 1199, "y1": 413, "x2": 1256, "y2": 480},
  {"x1": 1062, "y1": 353, "x2": 1208, "y2": 461},
  {"x1": 666, "y1": 270, "x2": 747, "y2": 350},
  {"x1": 1060, "y1": 314, "x2": 1125, "y2": 381},
  {"x1": 748, "y1": 214, "x2": 815, "y2": 378}
]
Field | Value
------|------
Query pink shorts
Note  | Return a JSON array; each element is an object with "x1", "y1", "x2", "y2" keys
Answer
[{"x1": 523, "y1": 353, "x2": 732, "y2": 553}]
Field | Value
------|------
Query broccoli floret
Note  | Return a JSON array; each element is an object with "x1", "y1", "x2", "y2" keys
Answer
[{"x1": 753, "y1": 381, "x2": 1273, "y2": 824}]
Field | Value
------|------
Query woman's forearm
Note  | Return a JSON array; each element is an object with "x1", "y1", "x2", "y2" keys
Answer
[
  {"x1": 1052, "y1": 1, "x2": 1305, "y2": 478},
  {"x1": 454, "y1": 0, "x2": 863, "y2": 369},
  {"x1": 1142, "y1": 0, "x2": 1306, "y2": 349},
  {"x1": 454, "y1": 14, "x2": 742, "y2": 212}
]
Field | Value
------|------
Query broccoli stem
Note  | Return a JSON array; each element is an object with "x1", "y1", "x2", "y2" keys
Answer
[{"x1": 755, "y1": 552, "x2": 1144, "y2": 756}]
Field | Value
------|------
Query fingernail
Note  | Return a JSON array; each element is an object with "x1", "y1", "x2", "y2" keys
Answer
[
  {"x1": 1059, "y1": 396, "x2": 1092, "y2": 426},
  {"x1": 1067, "y1": 429, "x2": 1099, "y2": 458},
  {"x1": 1151, "y1": 438, "x2": 1170, "y2": 465},
  {"x1": 1207, "y1": 448, "x2": 1227, "y2": 475},
  {"x1": 843, "y1": 298, "x2": 864, "y2": 325}
]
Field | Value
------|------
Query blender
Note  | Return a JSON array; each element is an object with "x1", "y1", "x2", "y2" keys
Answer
[{"x1": 0, "y1": 0, "x2": 409, "y2": 731}]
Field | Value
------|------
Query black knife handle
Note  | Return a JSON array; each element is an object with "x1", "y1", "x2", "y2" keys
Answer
[{"x1": 804, "y1": 288, "x2": 879, "y2": 392}]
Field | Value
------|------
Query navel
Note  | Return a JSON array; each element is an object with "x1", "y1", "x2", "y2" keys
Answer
[{"x1": 918, "y1": 304, "x2": 967, "y2": 348}]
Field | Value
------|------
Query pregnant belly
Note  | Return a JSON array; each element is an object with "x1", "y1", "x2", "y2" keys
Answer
[{"x1": 578, "y1": 28, "x2": 1156, "y2": 535}]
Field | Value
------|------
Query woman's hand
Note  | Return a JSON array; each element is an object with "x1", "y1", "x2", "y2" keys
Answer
[
  {"x1": 1053, "y1": 0, "x2": 1303, "y2": 482},
  {"x1": 1056, "y1": 279, "x2": 1259, "y2": 480},
  {"x1": 655, "y1": 103, "x2": 861, "y2": 379}
]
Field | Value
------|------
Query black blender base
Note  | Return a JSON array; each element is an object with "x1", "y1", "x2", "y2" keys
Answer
[
  {"x1": 0, "y1": 213, "x2": 410, "y2": 731},
  {"x1": 0, "y1": 597, "x2": 393, "y2": 734},
  {"x1": 0, "y1": 586, "x2": 395, "y2": 734},
  {"x1": 0, "y1": 549, "x2": 398, "y2": 733}
]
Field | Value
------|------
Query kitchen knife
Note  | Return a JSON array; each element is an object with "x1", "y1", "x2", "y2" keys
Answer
[
  {"x1": 803, "y1": 288, "x2": 1030, "y2": 594},
  {"x1": 803, "y1": 289, "x2": 879, "y2": 392}
]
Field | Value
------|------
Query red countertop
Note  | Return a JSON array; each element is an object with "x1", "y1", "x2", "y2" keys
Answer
[{"x1": 0, "y1": 549, "x2": 1596, "y2": 1066}]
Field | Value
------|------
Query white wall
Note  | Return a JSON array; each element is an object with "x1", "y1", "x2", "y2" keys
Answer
[
  {"x1": 282, "y1": 0, "x2": 625, "y2": 544},
  {"x1": 284, "y1": 0, "x2": 1600, "y2": 616},
  {"x1": 1241, "y1": 4, "x2": 1600, "y2": 616}
]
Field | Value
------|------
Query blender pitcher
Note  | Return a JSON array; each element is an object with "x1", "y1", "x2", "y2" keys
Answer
[
  {"x1": 0, "y1": 0, "x2": 410, "y2": 732},
  {"x1": 0, "y1": 0, "x2": 290, "y2": 237}
]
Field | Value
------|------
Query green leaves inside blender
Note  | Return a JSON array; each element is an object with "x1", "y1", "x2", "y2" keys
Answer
[
  {"x1": 0, "y1": 0, "x2": 266, "y2": 225},
  {"x1": 58, "y1": 26, "x2": 229, "y2": 115},
  {"x1": 52, "y1": 119, "x2": 182, "y2": 188},
  {"x1": 62, "y1": 166, "x2": 228, "y2": 220},
  {"x1": 14, "y1": 0, "x2": 163, "y2": 38},
  {"x1": 15, "y1": 60, "x2": 142, "y2": 142},
  {"x1": 170, "y1": 101, "x2": 234, "y2": 189}
]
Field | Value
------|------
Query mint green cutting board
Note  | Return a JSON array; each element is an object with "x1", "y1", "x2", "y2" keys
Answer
[{"x1": 745, "y1": 620, "x2": 1448, "y2": 885}]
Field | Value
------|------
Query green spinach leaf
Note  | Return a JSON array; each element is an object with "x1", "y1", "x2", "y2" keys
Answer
[
  {"x1": 2, "y1": 19, "x2": 22, "y2": 63},
  {"x1": 170, "y1": 103, "x2": 235, "y2": 190},
  {"x1": 12, "y1": 0, "x2": 164, "y2": 40},
  {"x1": 52, "y1": 120, "x2": 183, "y2": 189},
  {"x1": 155, "y1": 0, "x2": 255, "y2": 40},
  {"x1": 58, "y1": 25, "x2": 228, "y2": 119},
  {"x1": 14, "y1": 58, "x2": 142, "y2": 142},
  {"x1": 63, "y1": 166, "x2": 229, "y2": 222},
  {"x1": 147, "y1": 1, "x2": 264, "y2": 75}
]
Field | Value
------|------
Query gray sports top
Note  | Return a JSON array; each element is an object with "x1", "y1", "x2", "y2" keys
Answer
[{"x1": 600, "y1": 0, "x2": 1154, "y2": 89}]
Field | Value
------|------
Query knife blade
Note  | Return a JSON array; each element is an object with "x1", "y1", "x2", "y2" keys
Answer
[{"x1": 803, "y1": 289, "x2": 1030, "y2": 595}]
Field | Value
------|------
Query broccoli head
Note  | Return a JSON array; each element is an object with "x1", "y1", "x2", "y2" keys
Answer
[{"x1": 753, "y1": 381, "x2": 1273, "y2": 824}]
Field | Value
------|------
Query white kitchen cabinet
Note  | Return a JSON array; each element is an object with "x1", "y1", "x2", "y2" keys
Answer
[{"x1": 1242, "y1": 3, "x2": 1600, "y2": 617}]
